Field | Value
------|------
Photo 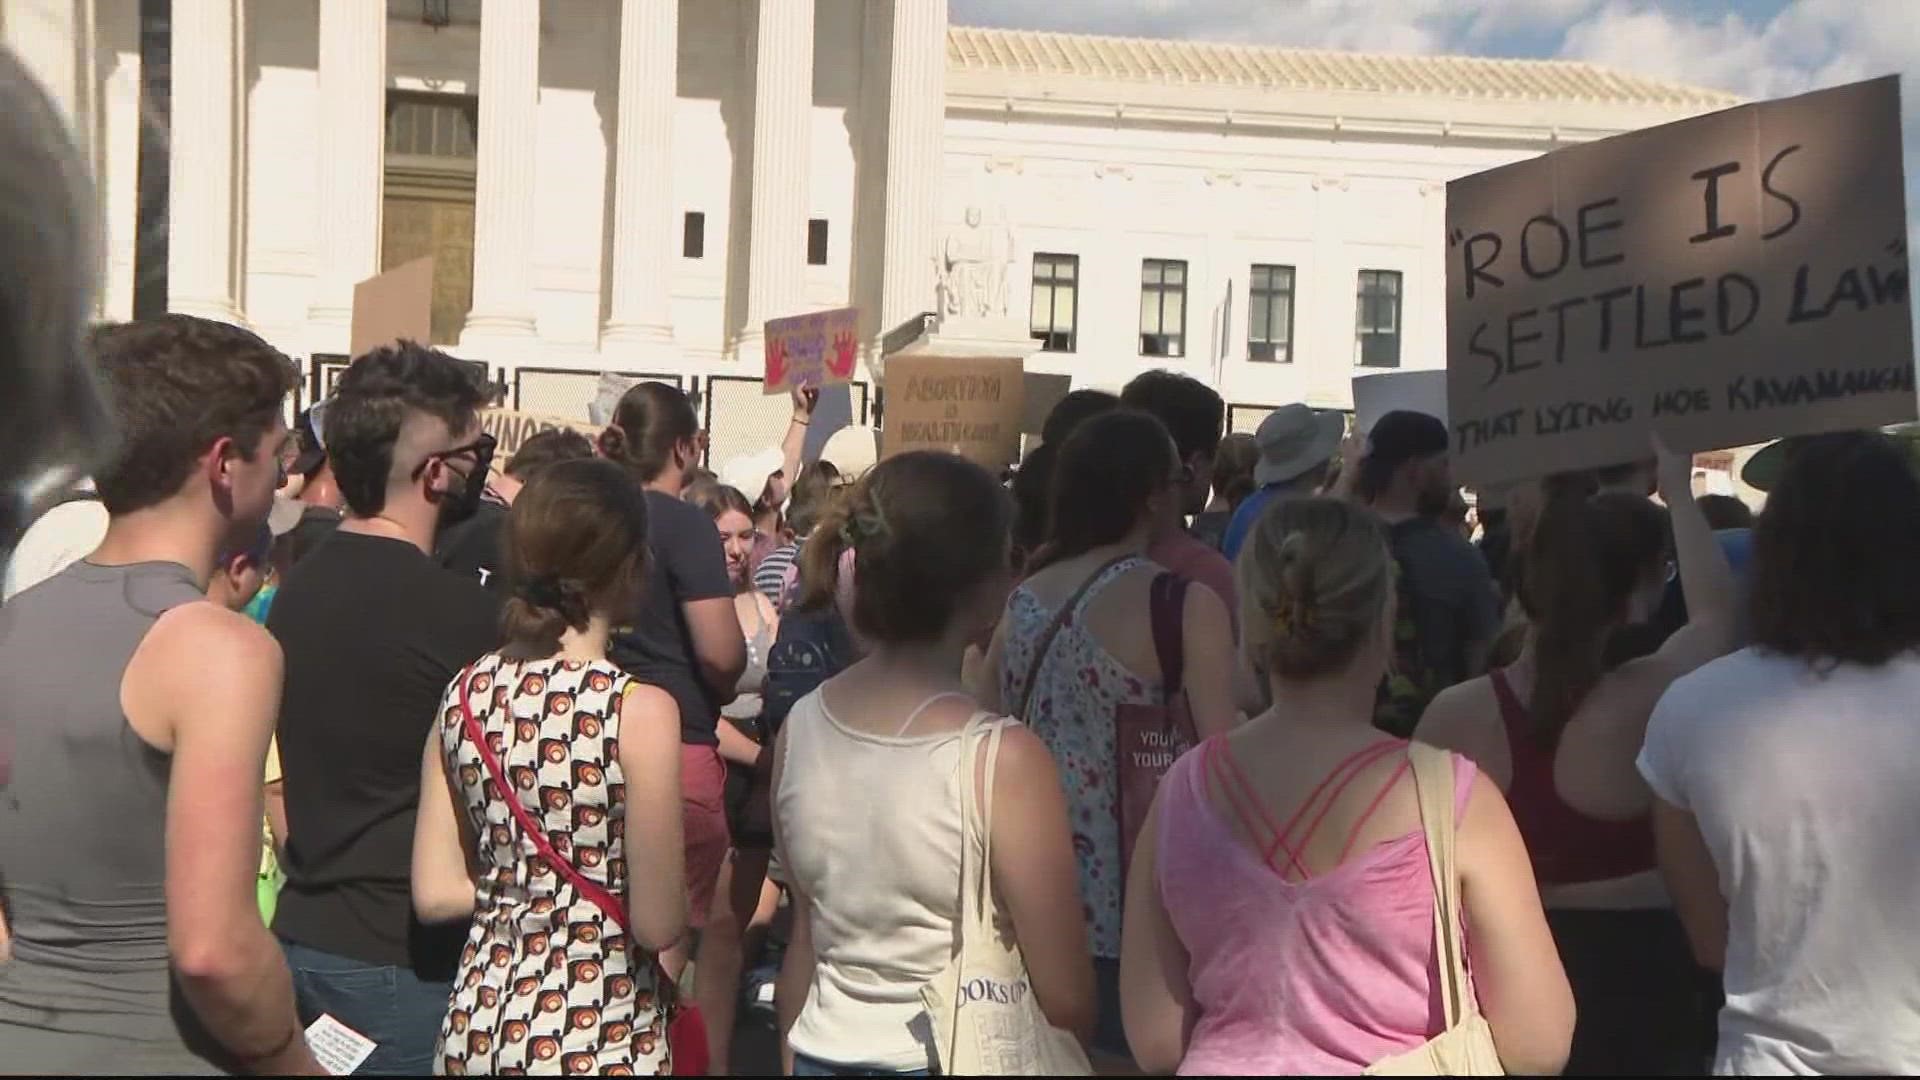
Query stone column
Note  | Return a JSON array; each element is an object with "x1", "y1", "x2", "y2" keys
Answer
[
  {"x1": 879, "y1": 0, "x2": 944, "y2": 339},
  {"x1": 166, "y1": 0, "x2": 243, "y2": 324},
  {"x1": 734, "y1": 0, "x2": 814, "y2": 363},
  {"x1": 460, "y1": 0, "x2": 539, "y2": 348},
  {"x1": 600, "y1": 0, "x2": 677, "y2": 357},
  {"x1": 307, "y1": 0, "x2": 387, "y2": 337}
]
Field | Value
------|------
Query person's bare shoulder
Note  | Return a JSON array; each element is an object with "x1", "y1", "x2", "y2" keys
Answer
[{"x1": 146, "y1": 599, "x2": 282, "y2": 671}]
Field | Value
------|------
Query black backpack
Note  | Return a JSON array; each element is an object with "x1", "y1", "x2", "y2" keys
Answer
[{"x1": 762, "y1": 603, "x2": 856, "y2": 736}]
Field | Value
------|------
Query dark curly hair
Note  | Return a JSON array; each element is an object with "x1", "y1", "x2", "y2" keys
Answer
[
  {"x1": 1750, "y1": 431, "x2": 1920, "y2": 668},
  {"x1": 89, "y1": 316, "x2": 297, "y2": 514},
  {"x1": 324, "y1": 341, "x2": 488, "y2": 517}
]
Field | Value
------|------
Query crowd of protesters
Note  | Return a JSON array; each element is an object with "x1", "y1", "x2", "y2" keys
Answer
[{"x1": 0, "y1": 38, "x2": 1917, "y2": 1080}]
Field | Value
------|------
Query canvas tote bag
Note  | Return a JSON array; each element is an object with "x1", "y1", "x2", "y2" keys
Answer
[
  {"x1": 1364, "y1": 742, "x2": 1505, "y2": 1076},
  {"x1": 920, "y1": 719, "x2": 1093, "y2": 1076}
]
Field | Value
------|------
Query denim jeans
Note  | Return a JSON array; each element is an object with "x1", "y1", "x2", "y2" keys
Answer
[
  {"x1": 280, "y1": 939, "x2": 452, "y2": 1076},
  {"x1": 793, "y1": 1052, "x2": 934, "y2": 1076}
]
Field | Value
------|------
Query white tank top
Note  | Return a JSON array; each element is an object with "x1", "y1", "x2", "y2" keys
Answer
[{"x1": 774, "y1": 689, "x2": 1009, "y2": 1070}]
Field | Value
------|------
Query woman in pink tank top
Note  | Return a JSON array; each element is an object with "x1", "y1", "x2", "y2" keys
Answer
[{"x1": 1119, "y1": 497, "x2": 1574, "y2": 1075}]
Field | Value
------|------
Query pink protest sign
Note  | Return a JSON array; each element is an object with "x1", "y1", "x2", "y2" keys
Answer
[{"x1": 764, "y1": 307, "x2": 860, "y2": 394}]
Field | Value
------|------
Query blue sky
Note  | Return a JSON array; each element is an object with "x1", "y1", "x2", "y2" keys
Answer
[{"x1": 949, "y1": 0, "x2": 1919, "y2": 250}]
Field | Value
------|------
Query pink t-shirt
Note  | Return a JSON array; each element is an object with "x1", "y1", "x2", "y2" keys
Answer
[
  {"x1": 1150, "y1": 529, "x2": 1239, "y2": 635},
  {"x1": 1156, "y1": 741, "x2": 1479, "y2": 1075}
]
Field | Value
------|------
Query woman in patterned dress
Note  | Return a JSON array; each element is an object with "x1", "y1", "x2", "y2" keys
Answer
[
  {"x1": 412, "y1": 458, "x2": 688, "y2": 1075},
  {"x1": 979, "y1": 409, "x2": 1241, "y2": 1065}
]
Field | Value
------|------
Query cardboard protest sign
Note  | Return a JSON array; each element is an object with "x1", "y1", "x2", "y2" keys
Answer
[
  {"x1": 881, "y1": 355, "x2": 1025, "y2": 469},
  {"x1": 1353, "y1": 370, "x2": 1448, "y2": 434},
  {"x1": 765, "y1": 307, "x2": 860, "y2": 394},
  {"x1": 350, "y1": 257, "x2": 434, "y2": 358},
  {"x1": 1447, "y1": 75, "x2": 1914, "y2": 486},
  {"x1": 479, "y1": 409, "x2": 599, "y2": 459}
]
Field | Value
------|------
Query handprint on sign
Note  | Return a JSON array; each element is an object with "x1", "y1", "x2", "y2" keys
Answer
[
  {"x1": 828, "y1": 331, "x2": 858, "y2": 379},
  {"x1": 766, "y1": 339, "x2": 788, "y2": 389}
]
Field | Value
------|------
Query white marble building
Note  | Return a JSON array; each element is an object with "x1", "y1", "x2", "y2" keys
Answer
[{"x1": 1, "y1": 0, "x2": 1734, "y2": 463}]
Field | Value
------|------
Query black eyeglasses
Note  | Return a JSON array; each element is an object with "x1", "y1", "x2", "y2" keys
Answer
[{"x1": 413, "y1": 432, "x2": 498, "y2": 480}]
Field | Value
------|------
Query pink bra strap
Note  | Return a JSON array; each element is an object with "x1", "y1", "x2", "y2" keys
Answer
[
  {"x1": 1336, "y1": 756, "x2": 1414, "y2": 862},
  {"x1": 1207, "y1": 738, "x2": 1288, "y2": 861},
  {"x1": 1266, "y1": 739, "x2": 1406, "y2": 878}
]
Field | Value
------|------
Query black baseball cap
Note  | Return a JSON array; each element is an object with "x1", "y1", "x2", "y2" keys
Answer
[{"x1": 1366, "y1": 409, "x2": 1450, "y2": 472}]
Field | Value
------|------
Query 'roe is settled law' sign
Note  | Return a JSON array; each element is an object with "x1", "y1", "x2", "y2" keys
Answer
[{"x1": 1446, "y1": 75, "x2": 1915, "y2": 485}]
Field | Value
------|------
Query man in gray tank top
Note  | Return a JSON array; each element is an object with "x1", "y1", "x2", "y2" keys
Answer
[{"x1": 0, "y1": 317, "x2": 321, "y2": 1074}]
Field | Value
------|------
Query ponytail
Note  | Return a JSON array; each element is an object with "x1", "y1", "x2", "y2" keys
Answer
[
  {"x1": 794, "y1": 484, "x2": 856, "y2": 615},
  {"x1": 1520, "y1": 480, "x2": 1667, "y2": 746},
  {"x1": 501, "y1": 577, "x2": 593, "y2": 655}
]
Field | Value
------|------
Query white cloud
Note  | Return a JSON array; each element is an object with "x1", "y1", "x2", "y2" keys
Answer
[{"x1": 1555, "y1": 0, "x2": 1917, "y2": 100}]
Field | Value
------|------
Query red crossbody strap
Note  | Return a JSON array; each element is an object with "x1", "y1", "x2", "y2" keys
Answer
[
  {"x1": 457, "y1": 666, "x2": 631, "y2": 936},
  {"x1": 1149, "y1": 572, "x2": 1189, "y2": 701}
]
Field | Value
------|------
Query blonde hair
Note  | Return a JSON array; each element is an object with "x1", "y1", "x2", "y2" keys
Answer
[{"x1": 1237, "y1": 497, "x2": 1393, "y2": 679}]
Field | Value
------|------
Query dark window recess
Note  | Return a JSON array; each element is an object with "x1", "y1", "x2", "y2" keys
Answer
[
  {"x1": 683, "y1": 212, "x2": 705, "y2": 259},
  {"x1": 1248, "y1": 263, "x2": 1295, "y2": 363},
  {"x1": 1029, "y1": 253, "x2": 1079, "y2": 353},
  {"x1": 133, "y1": 0, "x2": 172, "y2": 320},
  {"x1": 1139, "y1": 258, "x2": 1188, "y2": 359},
  {"x1": 807, "y1": 219, "x2": 829, "y2": 266},
  {"x1": 1355, "y1": 269, "x2": 1402, "y2": 368}
]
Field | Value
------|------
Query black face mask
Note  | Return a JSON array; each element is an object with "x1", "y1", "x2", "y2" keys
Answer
[
  {"x1": 437, "y1": 464, "x2": 488, "y2": 528},
  {"x1": 422, "y1": 434, "x2": 497, "y2": 529}
]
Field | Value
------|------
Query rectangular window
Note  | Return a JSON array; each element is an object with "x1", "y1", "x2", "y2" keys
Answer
[
  {"x1": 1029, "y1": 253, "x2": 1079, "y2": 352},
  {"x1": 1355, "y1": 269, "x2": 1402, "y2": 368},
  {"x1": 1248, "y1": 263, "x2": 1295, "y2": 363},
  {"x1": 807, "y1": 219, "x2": 829, "y2": 266},
  {"x1": 682, "y1": 212, "x2": 705, "y2": 259},
  {"x1": 1139, "y1": 259, "x2": 1188, "y2": 358}
]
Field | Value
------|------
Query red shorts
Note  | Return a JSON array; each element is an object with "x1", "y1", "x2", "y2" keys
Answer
[{"x1": 680, "y1": 743, "x2": 731, "y2": 929}]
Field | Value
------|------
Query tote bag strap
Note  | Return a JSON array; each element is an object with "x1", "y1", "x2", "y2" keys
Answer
[
  {"x1": 1407, "y1": 741, "x2": 1471, "y2": 1028},
  {"x1": 954, "y1": 717, "x2": 1011, "y2": 935},
  {"x1": 1013, "y1": 555, "x2": 1135, "y2": 723},
  {"x1": 947, "y1": 716, "x2": 1010, "y2": 1056}
]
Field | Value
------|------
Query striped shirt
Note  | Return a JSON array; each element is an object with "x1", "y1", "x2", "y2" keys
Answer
[{"x1": 755, "y1": 542, "x2": 800, "y2": 607}]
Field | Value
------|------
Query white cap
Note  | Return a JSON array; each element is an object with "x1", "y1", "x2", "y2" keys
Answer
[
  {"x1": 719, "y1": 446, "x2": 785, "y2": 503},
  {"x1": 820, "y1": 426, "x2": 879, "y2": 478}
]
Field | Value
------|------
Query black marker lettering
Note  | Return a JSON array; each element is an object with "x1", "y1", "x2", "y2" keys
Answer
[
  {"x1": 1717, "y1": 272, "x2": 1760, "y2": 334},
  {"x1": 1760, "y1": 144, "x2": 1803, "y2": 241},
  {"x1": 1519, "y1": 215, "x2": 1571, "y2": 280},
  {"x1": 1669, "y1": 277, "x2": 1708, "y2": 344},
  {"x1": 1507, "y1": 308, "x2": 1543, "y2": 376},
  {"x1": 1577, "y1": 197, "x2": 1625, "y2": 269},
  {"x1": 1464, "y1": 232, "x2": 1505, "y2": 300},
  {"x1": 1594, "y1": 285, "x2": 1634, "y2": 352},
  {"x1": 1547, "y1": 296, "x2": 1589, "y2": 365},
  {"x1": 1690, "y1": 161, "x2": 1741, "y2": 244},
  {"x1": 1468, "y1": 322, "x2": 1503, "y2": 388}
]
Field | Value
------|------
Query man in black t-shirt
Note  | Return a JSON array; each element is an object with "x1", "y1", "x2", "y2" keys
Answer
[{"x1": 267, "y1": 343, "x2": 498, "y2": 1075}]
